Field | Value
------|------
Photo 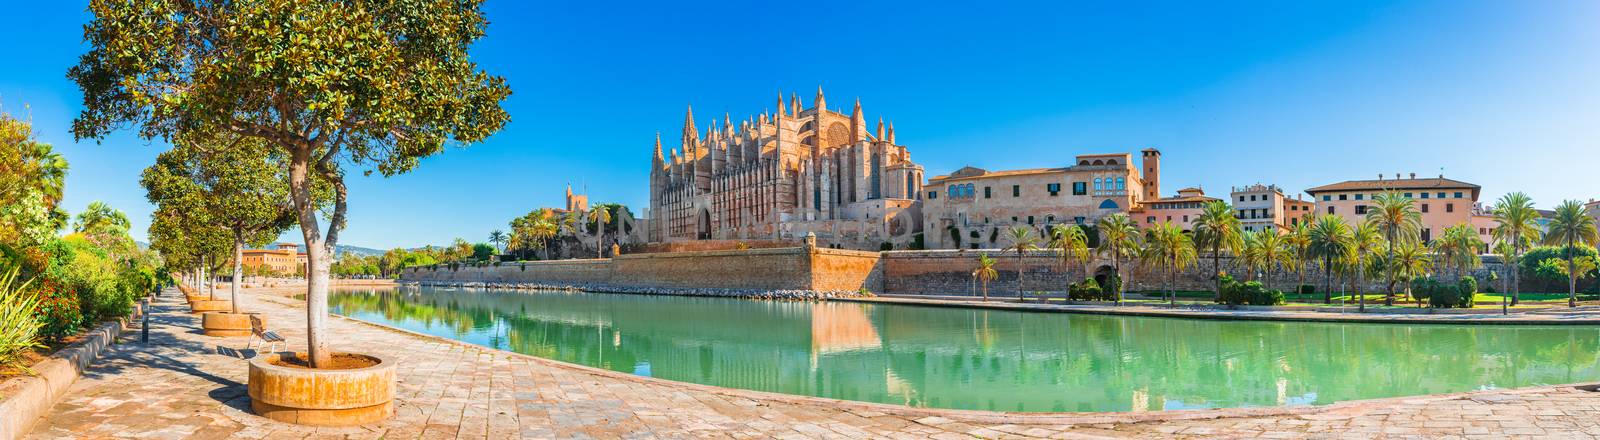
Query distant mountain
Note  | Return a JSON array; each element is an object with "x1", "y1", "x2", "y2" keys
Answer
[{"x1": 334, "y1": 244, "x2": 386, "y2": 257}]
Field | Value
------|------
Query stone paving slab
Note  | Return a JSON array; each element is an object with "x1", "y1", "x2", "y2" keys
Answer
[{"x1": 22, "y1": 286, "x2": 1600, "y2": 439}]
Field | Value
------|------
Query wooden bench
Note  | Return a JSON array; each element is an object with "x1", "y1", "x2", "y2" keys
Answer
[{"x1": 246, "y1": 315, "x2": 285, "y2": 353}]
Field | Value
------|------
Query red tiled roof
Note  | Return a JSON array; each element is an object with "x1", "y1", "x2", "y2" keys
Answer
[{"x1": 1305, "y1": 177, "x2": 1479, "y2": 195}]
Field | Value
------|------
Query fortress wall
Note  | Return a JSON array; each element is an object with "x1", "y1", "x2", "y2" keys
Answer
[{"x1": 401, "y1": 247, "x2": 879, "y2": 293}]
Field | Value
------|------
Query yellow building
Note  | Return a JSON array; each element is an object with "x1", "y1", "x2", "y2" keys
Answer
[{"x1": 1305, "y1": 173, "x2": 1480, "y2": 243}]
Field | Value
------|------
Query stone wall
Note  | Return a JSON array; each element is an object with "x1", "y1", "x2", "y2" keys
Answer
[
  {"x1": 880, "y1": 249, "x2": 1510, "y2": 296},
  {"x1": 402, "y1": 247, "x2": 882, "y2": 293},
  {"x1": 623, "y1": 239, "x2": 797, "y2": 254}
]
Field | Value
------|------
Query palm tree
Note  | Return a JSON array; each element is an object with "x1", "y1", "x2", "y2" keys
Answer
[
  {"x1": 1142, "y1": 222, "x2": 1196, "y2": 304},
  {"x1": 1433, "y1": 223, "x2": 1481, "y2": 280},
  {"x1": 1049, "y1": 224, "x2": 1092, "y2": 283},
  {"x1": 1001, "y1": 225, "x2": 1040, "y2": 301},
  {"x1": 1493, "y1": 240, "x2": 1517, "y2": 312},
  {"x1": 1492, "y1": 192, "x2": 1540, "y2": 306},
  {"x1": 531, "y1": 217, "x2": 558, "y2": 260},
  {"x1": 1097, "y1": 214, "x2": 1140, "y2": 305},
  {"x1": 1193, "y1": 201, "x2": 1243, "y2": 301},
  {"x1": 1390, "y1": 240, "x2": 1432, "y2": 307},
  {"x1": 586, "y1": 204, "x2": 613, "y2": 258},
  {"x1": 973, "y1": 253, "x2": 999, "y2": 302},
  {"x1": 1366, "y1": 191, "x2": 1422, "y2": 306},
  {"x1": 1284, "y1": 221, "x2": 1313, "y2": 297},
  {"x1": 488, "y1": 230, "x2": 507, "y2": 254},
  {"x1": 1349, "y1": 221, "x2": 1384, "y2": 312},
  {"x1": 1542, "y1": 200, "x2": 1600, "y2": 307},
  {"x1": 1308, "y1": 214, "x2": 1352, "y2": 304},
  {"x1": 1241, "y1": 229, "x2": 1289, "y2": 290}
]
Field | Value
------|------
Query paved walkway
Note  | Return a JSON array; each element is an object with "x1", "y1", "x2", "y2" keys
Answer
[{"x1": 22, "y1": 287, "x2": 1600, "y2": 439}]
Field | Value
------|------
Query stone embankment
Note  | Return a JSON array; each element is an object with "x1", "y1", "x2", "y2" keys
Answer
[{"x1": 398, "y1": 279, "x2": 871, "y2": 301}]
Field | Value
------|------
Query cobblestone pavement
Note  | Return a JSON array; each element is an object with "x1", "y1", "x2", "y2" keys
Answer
[{"x1": 23, "y1": 287, "x2": 1600, "y2": 439}]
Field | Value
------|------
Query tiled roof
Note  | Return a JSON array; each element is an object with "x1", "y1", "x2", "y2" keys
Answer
[
  {"x1": 1305, "y1": 177, "x2": 1479, "y2": 194},
  {"x1": 927, "y1": 167, "x2": 1066, "y2": 183}
]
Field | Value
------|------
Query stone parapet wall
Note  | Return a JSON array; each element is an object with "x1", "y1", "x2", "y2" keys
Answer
[{"x1": 401, "y1": 247, "x2": 883, "y2": 294}]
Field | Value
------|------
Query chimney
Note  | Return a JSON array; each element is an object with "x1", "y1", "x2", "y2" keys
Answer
[
  {"x1": 1377, "y1": 173, "x2": 1383, "y2": 180},
  {"x1": 1409, "y1": 172, "x2": 1416, "y2": 179}
]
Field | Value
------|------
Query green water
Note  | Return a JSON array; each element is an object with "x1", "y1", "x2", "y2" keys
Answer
[{"x1": 329, "y1": 286, "x2": 1600, "y2": 413}]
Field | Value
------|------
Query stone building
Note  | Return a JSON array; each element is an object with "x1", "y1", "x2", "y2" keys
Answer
[
  {"x1": 921, "y1": 149, "x2": 1159, "y2": 249},
  {"x1": 1305, "y1": 173, "x2": 1480, "y2": 243},
  {"x1": 648, "y1": 89, "x2": 926, "y2": 250},
  {"x1": 1130, "y1": 187, "x2": 1218, "y2": 231},
  {"x1": 1229, "y1": 183, "x2": 1315, "y2": 233}
]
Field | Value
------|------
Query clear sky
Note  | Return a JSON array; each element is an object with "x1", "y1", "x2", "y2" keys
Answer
[{"x1": 2, "y1": 0, "x2": 1597, "y2": 249}]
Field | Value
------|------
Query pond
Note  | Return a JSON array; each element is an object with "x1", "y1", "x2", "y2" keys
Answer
[{"x1": 328, "y1": 286, "x2": 1600, "y2": 413}]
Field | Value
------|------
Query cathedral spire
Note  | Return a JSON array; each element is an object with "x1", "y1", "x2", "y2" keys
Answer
[
  {"x1": 791, "y1": 92, "x2": 801, "y2": 115},
  {"x1": 653, "y1": 132, "x2": 663, "y2": 164},
  {"x1": 850, "y1": 98, "x2": 865, "y2": 143},
  {"x1": 876, "y1": 116, "x2": 885, "y2": 140},
  {"x1": 682, "y1": 105, "x2": 698, "y2": 152},
  {"x1": 776, "y1": 92, "x2": 786, "y2": 118},
  {"x1": 887, "y1": 121, "x2": 896, "y2": 144},
  {"x1": 814, "y1": 86, "x2": 826, "y2": 112}
]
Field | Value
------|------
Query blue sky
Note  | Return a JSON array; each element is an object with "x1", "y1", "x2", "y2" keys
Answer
[{"x1": 2, "y1": 1, "x2": 1597, "y2": 249}]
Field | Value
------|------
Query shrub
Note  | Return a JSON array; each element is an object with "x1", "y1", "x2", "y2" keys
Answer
[
  {"x1": 0, "y1": 270, "x2": 44, "y2": 367},
  {"x1": 1068, "y1": 278, "x2": 1105, "y2": 301},
  {"x1": 1298, "y1": 285, "x2": 1316, "y2": 295},
  {"x1": 1103, "y1": 274, "x2": 1123, "y2": 300},
  {"x1": 1413, "y1": 277, "x2": 1476, "y2": 308},
  {"x1": 1219, "y1": 275, "x2": 1284, "y2": 306},
  {"x1": 31, "y1": 278, "x2": 81, "y2": 340}
]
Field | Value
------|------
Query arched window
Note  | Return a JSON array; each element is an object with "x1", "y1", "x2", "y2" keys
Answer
[
  {"x1": 1092, "y1": 160, "x2": 1104, "y2": 166},
  {"x1": 1117, "y1": 178, "x2": 1126, "y2": 190},
  {"x1": 1078, "y1": 160, "x2": 1090, "y2": 166},
  {"x1": 1093, "y1": 178, "x2": 1102, "y2": 191},
  {"x1": 1107, "y1": 159, "x2": 1118, "y2": 165},
  {"x1": 1098, "y1": 199, "x2": 1119, "y2": 209}
]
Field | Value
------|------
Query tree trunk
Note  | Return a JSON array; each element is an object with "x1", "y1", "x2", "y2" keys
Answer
[
  {"x1": 1322, "y1": 257, "x2": 1332, "y2": 304},
  {"x1": 1511, "y1": 246, "x2": 1521, "y2": 306},
  {"x1": 1213, "y1": 245, "x2": 1222, "y2": 301},
  {"x1": 1016, "y1": 253, "x2": 1025, "y2": 301},
  {"x1": 232, "y1": 232, "x2": 244, "y2": 314},
  {"x1": 289, "y1": 149, "x2": 333, "y2": 368},
  {"x1": 1357, "y1": 253, "x2": 1366, "y2": 312},
  {"x1": 1385, "y1": 229, "x2": 1396, "y2": 306},
  {"x1": 1569, "y1": 241, "x2": 1578, "y2": 307}
]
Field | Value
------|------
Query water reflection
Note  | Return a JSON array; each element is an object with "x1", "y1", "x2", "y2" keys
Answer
[{"x1": 329, "y1": 286, "x2": 1600, "y2": 413}]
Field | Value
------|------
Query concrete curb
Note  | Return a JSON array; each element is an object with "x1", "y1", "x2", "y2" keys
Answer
[
  {"x1": 849, "y1": 295, "x2": 1600, "y2": 326},
  {"x1": 0, "y1": 318, "x2": 128, "y2": 440}
]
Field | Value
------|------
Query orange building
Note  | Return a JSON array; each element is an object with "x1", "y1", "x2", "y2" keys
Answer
[
  {"x1": 240, "y1": 243, "x2": 309, "y2": 275},
  {"x1": 1305, "y1": 173, "x2": 1480, "y2": 243}
]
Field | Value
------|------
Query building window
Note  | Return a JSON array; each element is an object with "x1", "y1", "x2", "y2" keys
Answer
[
  {"x1": 1421, "y1": 192, "x2": 1429, "y2": 199},
  {"x1": 928, "y1": 191, "x2": 937, "y2": 199},
  {"x1": 1012, "y1": 216, "x2": 1018, "y2": 223},
  {"x1": 1093, "y1": 179, "x2": 1102, "y2": 191},
  {"x1": 1012, "y1": 185, "x2": 1020, "y2": 197},
  {"x1": 1240, "y1": 196, "x2": 1246, "y2": 202},
  {"x1": 1322, "y1": 195, "x2": 1331, "y2": 201},
  {"x1": 1446, "y1": 203, "x2": 1454, "y2": 213},
  {"x1": 1327, "y1": 206, "x2": 1335, "y2": 214},
  {"x1": 1339, "y1": 194, "x2": 1347, "y2": 201},
  {"x1": 1437, "y1": 192, "x2": 1445, "y2": 199},
  {"x1": 1355, "y1": 205, "x2": 1367, "y2": 215},
  {"x1": 1455, "y1": 192, "x2": 1464, "y2": 198},
  {"x1": 1404, "y1": 192, "x2": 1413, "y2": 198},
  {"x1": 1182, "y1": 215, "x2": 1189, "y2": 222},
  {"x1": 984, "y1": 186, "x2": 992, "y2": 199},
  {"x1": 1074, "y1": 216, "x2": 1086, "y2": 225},
  {"x1": 1116, "y1": 178, "x2": 1125, "y2": 190},
  {"x1": 1098, "y1": 199, "x2": 1119, "y2": 209},
  {"x1": 1027, "y1": 216, "x2": 1034, "y2": 224},
  {"x1": 1072, "y1": 182, "x2": 1087, "y2": 195},
  {"x1": 1421, "y1": 203, "x2": 1429, "y2": 213},
  {"x1": 1147, "y1": 216, "x2": 1157, "y2": 223},
  {"x1": 1046, "y1": 215, "x2": 1055, "y2": 223},
  {"x1": 1047, "y1": 183, "x2": 1061, "y2": 196},
  {"x1": 1355, "y1": 194, "x2": 1364, "y2": 200}
]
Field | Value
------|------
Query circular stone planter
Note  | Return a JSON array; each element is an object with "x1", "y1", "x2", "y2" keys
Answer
[
  {"x1": 188, "y1": 299, "x2": 233, "y2": 314},
  {"x1": 200, "y1": 312, "x2": 259, "y2": 337},
  {"x1": 248, "y1": 352, "x2": 395, "y2": 426}
]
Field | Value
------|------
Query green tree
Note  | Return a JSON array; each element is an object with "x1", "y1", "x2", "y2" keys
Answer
[
  {"x1": 1433, "y1": 223, "x2": 1482, "y2": 280},
  {"x1": 1283, "y1": 221, "x2": 1313, "y2": 294},
  {"x1": 587, "y1": 204, "x2": 613, "y2": 258},
  {"x1": 1048, "y1": 224, "x2": 1092, "y2": 282},
  {"x1": 1349, "y1": 221, "x2": 1385, "y2": 312},
  {"x1": 1493, "y1": 192, "x2": 1541, "y2": 306},
  {"x1": 1542, "y1": 200, "x2": 1600, "y2": 307},
  {"x1": 471, "y1": 243, "x2": 495, "y2": 261},
  {"x1": 0, "y1": 109, "x2": 70, "y2": 246},
  {"x1": 1241, "y1": 229, "x2": 1289, "y2": 290},
  {"x1": 1001, "y1": 225, "x2": 1040, "y2": 300},
  {"x1": 1096, "y1": 214, "x2": 1140, "y2": 305},
  {"x1": 71, "y1": 0, "x2": 512, "y2": 367},
  {"x1": 1390, "y1": 240, "x2": 1433, "y2": 307},
  {"x1": 1194, "y1": 201, "x2": 1243, "y2": 301},
  {"x1": 1308, "y1": 214, "x2": 1352, "y2": 304},
  {"x1": 1366, "y1": 191, "x2": 1421, "y2": 305},
  {"x1": 1141, "y1": 222, "x2": 1196, "y2": 304},
  {"x1": 973, "y1": 253, "x2": 998, "y2": 302},
  {"x1": 488, "y1": 230, "x2": 507, "y2": 255},
  {"x1": 143, "y1": 137, "x2": 295, "y2": 311}
]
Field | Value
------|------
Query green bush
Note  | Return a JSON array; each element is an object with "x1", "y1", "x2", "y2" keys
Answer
[
  {"x1": 1219, "y1": 275, "x2": 1284, "y2": 306},
  {"x1": 1458, "y1": 276, "x2": 1478, "y2": 308},
  {"x1": 1104, "y1": 274, "x2": 1123, "y2": 300},
  {"x1": 1521, "y1": 245, "x2": 1599, "y2": 290},
  {"x1": 1413, "y1": 277, "x2": 1475, "y2": 308},
  {"x1": 31, "y1": 277, "x2": 81, "y2": 340},
  {"x1": 1068, "y1": 278, "x2": 1107, "y2": 301},
  {"x1": 0, "y1": 270, "x2": 44, "y2": 367},
  {"x1": 1298, "y1": 285, "x2": 1316, "y2": 295}
]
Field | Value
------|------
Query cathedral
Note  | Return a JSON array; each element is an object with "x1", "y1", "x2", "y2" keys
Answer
[{"x1": 648, "y1": 89, "x2": 926, "y2": 250}]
